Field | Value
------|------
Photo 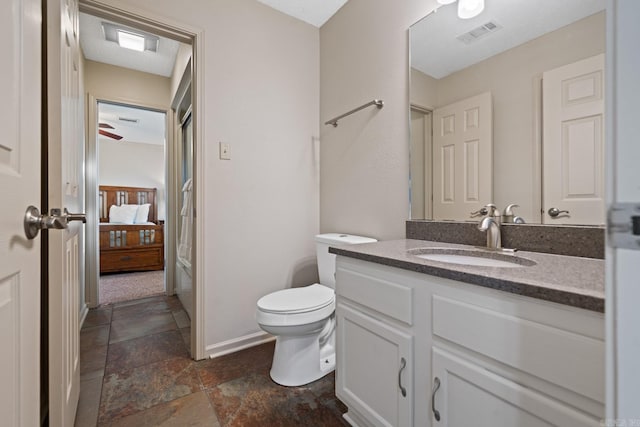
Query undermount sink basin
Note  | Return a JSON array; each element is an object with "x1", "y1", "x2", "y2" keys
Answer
[{"x1": 408, "y1": 248, "x2": 536, "y2": 268}]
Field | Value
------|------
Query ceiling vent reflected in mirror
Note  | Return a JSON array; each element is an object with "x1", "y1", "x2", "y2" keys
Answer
[{"x1": 457, "y1": 21, "x2": 503, "y2": 44}]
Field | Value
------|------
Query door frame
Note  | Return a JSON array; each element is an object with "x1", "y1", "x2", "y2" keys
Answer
[
  {"x1": 409, "y1": 104, "x2": 432, "y2": 220},
  {"x1": 605, "y1": 0, "x2": 640, "y2": 420},
  {"x1": 85, "y1": 96, "x2": 174, "y2": 307},
  {"x1": 79, "y1": 0, "x2": 206, "y2": 359}
]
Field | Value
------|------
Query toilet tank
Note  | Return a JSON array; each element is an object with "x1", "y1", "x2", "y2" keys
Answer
[{"x1": 315, "y1": 233, "x2": 377, "y2": 288}]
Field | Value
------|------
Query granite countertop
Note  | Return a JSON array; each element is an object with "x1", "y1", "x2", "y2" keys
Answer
[{"x1": 329, "y1": 239, "x2": 605, "y2": 313}]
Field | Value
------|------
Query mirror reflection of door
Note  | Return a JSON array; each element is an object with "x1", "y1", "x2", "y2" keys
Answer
[
  {"x1": 542, "y1": 54, "x2": 605, "y2": 225},
  {"x1": 432, "y1": 92, "x2": 493, "y2": 221}
]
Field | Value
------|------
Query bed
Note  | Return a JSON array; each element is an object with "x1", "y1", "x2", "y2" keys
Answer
[{"x1": 99, "y1": 185, "x2": 165, "y2": 274}]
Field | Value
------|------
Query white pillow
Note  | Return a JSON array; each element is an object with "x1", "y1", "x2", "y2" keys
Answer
[
  {"x1": 134, "y1": 203, "x2": 151, "y2": 224},
  {"x1": 109, "y1": 204, "x2": 138, "y2": 224}
]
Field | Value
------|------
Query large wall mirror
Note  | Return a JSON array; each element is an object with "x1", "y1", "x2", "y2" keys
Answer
[{"x1": 409, "y1": 0, "x2": 606, "y2": 225}]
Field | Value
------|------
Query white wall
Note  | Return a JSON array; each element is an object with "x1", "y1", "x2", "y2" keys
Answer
[
  {"x1": 320, "y1": 0, "x2": 438, "y2": 241},
  {"x1": 100, "y1": 0, "x2": 320, "y2": 355},
  {"x1": 98, "y1": 139, "x2": 166, "y2": 219}
]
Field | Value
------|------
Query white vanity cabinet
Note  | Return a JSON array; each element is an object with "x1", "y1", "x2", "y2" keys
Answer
[
  {"x1": 336, "y1": 303, "x2": 413, "y2": 427},
  {"x1": 334, "y1": 256, "x2": 605, "y2": 427},
  {"x1": 335, "y1": 259, "x2": 421, "y2": 427}
]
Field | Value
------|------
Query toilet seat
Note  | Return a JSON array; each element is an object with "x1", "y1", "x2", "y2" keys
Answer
[
  {"x1": 257, "y1": 284, "x2": 334, "y2": 314},
  {"x1": 256, "y1": 284, "x2": 335, "y2": 327}
]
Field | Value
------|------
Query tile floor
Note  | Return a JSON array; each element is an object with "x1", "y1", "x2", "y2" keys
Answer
[{"x1": 75, "y1": 295, "x2": 349, "y2": 426}]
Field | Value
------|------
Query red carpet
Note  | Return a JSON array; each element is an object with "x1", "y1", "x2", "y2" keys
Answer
[{"x1": 99, "y1": 270, "x2": 165, "y2": 305}]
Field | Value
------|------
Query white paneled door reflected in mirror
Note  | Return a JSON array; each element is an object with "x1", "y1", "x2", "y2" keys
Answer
[{"x1": 409, "y1": 0, "x2": 606, "y2": 225}]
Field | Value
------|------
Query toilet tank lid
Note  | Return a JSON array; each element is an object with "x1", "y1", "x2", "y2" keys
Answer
[{"x1": 315, "y1": 233, "x2": 377, "y2": 245}]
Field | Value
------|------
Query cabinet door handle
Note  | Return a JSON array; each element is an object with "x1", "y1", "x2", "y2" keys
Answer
[
  {"x1": 398, "y1": 357, "x2": 407, "y2": 397},
  {"x1": 432, "y1": 377, "x2": 441, "y2": 421}
]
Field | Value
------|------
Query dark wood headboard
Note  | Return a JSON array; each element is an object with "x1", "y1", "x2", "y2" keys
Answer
[{"x1": 99, "y1": 185, "x2": 158, "y2": 223}]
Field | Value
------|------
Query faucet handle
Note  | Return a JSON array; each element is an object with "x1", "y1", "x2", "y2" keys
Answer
[
  {"x1": 484, "y1": 203, "x2": 501, "y2": 218},
  {"x1": 504, "y1": 204, "x2": 520, "y2": 215}
]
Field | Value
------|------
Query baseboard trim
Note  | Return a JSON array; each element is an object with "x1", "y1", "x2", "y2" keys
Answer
[
  {"x1": 205, "y1": 331, "x2": 275, "y2": 359},
  {"x1": 79, "y1": 303, "x2": 89, "y2": 330}
]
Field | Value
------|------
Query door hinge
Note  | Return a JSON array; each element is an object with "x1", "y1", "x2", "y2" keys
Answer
[{"x1": 608, "y1": 203, "x2": 640, "y2": 249}]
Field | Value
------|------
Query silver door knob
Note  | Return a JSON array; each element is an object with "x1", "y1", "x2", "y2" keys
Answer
[
  {"x1": 24, "y1": 206, "x2": 86, "y2": 240},
  {"x1": 469, "y1": 207, "x2": 488, "y2": 218},
  {"x1": 548, "y1": 207, "x2": 570, "y2": 218}
]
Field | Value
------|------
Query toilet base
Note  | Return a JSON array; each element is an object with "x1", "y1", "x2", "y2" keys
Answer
[{"x1": 269, "y1": 331, "x2": 335, "y2": 387}]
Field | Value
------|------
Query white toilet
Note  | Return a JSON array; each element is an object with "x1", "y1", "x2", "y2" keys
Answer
[{"x1": 256, "y1": 233, "x2": 377, "y2": 386}]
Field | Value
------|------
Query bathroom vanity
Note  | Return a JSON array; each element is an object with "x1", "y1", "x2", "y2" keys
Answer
[{"x1": 331, "y1": 240, "x2": 604, "y2": 427}]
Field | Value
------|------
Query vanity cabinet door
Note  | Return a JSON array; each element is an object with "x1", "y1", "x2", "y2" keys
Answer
[
  {"x1": 431, "y1": 347, "x2": 600, "y2": 427},
  {"x1": 336, "y1": 302, "x2": 413, "y2": 427}
]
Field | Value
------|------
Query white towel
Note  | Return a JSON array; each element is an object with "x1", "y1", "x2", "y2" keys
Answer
[{"x1": 178, "y1": 178, "x2": 193, "y2": 265}]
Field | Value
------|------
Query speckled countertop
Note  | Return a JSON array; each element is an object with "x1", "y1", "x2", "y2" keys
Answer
[{"x1": 329, "y1": 239, "x2": 605, "y2": 313}]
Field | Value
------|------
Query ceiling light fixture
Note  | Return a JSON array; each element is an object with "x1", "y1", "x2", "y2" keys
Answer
[
  {"x1": 102, "y1": 22, "x2": 159, "y2": 53},
  {"x1": 436, "y1": 0, "x2": 485, "y2": 19},
  {"x1": 457, "y1": 0, "x2": 485, "y2": 19},
  {"x1": 117, "y1": 30, "x2": 145, "y2": 52}
]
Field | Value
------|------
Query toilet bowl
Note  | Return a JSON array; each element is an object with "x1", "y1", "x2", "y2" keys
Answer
[{"x1": 256, "y1": 233, "x2": 376, "y2": 387}]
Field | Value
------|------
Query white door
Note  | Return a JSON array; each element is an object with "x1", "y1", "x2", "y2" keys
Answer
[
  {"x1": 606, "y1": 1, "x2": 640, "y2": 421},
  {"x1": 431, "y1": 347, "x2": 599, "y2": 427},
  {"x1": 336, "y1": 302, "x2": 413, "y2": 427},
  {"x1": 543, "y1": 54, "x2": 605, "y2": 225},
  {"x1": 47, "y1": 0, "x2": 84, "y2": 424},
  {"x1": 433, "y1": 93, "x2": 493, "y2": 221},
  {"x1": 0, "y1": 0, "x2": 42, "y2": 425}
]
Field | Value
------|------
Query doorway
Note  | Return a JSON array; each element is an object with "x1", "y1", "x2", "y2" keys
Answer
[
  {"x1": 410, "y1": 106, "x2": 432, "y2": 220},
  {"x1": 96, "y1": 101, "x2": 168, "y2": 305},
  {"x1": 78, "y1": 2, "x2": 203, "y2": 360}
]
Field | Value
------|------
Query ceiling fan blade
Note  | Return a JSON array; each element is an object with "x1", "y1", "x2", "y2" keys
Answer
[
  {"x1": 99, "y1": 122, "x2": 115, "y2": 129},
  {"x1": 99, "y1": 129, "x2": 123, "y2": 140}
]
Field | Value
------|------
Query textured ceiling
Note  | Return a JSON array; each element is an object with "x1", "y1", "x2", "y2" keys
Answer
[
  {"x1": 255, "y1": 0, "x2": 348, "y2": 27},
  {"x1": 79, "y1": 12, "x2": 180, "y2": 77},
  {"x1": 98, "y1": 103, "x2": 166, "y2": 146},
  {"x1": 411, "y1": 0, "x2": 605, "y2": 79}
]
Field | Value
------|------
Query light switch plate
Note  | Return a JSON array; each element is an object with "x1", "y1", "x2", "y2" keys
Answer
[{"x1": 219, "y1": 142, "x2": 231, "y2": 160}]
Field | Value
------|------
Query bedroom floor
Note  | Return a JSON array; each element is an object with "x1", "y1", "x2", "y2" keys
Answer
[
  {"x1": 99, "y1": 270, "x2": 165, "y2": 305},
  {"x1": 75, "y1": 295, "x2": 348, "y2": 426}
]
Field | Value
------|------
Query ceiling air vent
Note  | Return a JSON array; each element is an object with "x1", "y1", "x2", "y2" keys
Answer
[
  {"x1": 118, "y1": 117, "x2": 139, "y2": 124},
  {"x1": 457, "y1": 21, "x2": 503, "y2": 45}
]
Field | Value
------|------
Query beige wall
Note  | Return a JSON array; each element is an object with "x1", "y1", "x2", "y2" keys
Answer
[
  {"x1": 410, "y1": 67, "x2": 438, "y2": 110},
  {"x1": 99, "y1": 0, "x2": 320, "y2": 355},
  {"x1": 433, "y1": 12, "x2": 606, "y2": 222},
  {"x1": 322, "y1": 4, "x2": 605, "y2": 231},
  {"x1": 320, "y1": 0, "x2": 438, "y2": 241},
  {"x1": 84, "y1": 60, "x2": 171, "y2": 108},
  {"x1": 98, "y1": 140, "x2": 166, "y2": 219}
]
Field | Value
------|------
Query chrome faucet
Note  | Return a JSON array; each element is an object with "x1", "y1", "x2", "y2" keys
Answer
[
  {"x1": 477, "y1": 204, "x2": 502, "y2": 249},
  {"x1": 478, "y1": 217, "x2": 502, "y2": 249}
]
